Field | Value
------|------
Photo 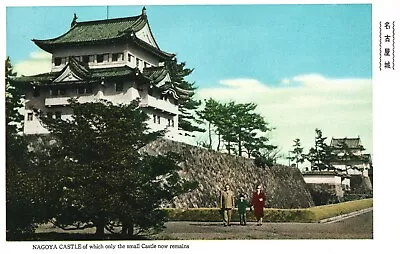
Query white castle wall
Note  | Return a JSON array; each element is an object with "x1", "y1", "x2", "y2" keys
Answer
[{"x1": 24, "y1": 80, "x2": 179, "y2": 139}]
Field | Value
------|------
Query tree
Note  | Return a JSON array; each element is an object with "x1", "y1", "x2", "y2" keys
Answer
[
  {"x1": 288, "y1": 138, "x2": 305, "y2": 168},
  {"x1": 197, "y1": 98, "x2": 231, "y2": 151},
  {"x1": 165, "y1": 58, "x2": 204, "y2": 133},
  {"x1": 306, "y1": 129, "x2": 337, "y2": 171},
  {"x1": 198, "y1": 99, "x2": 274, "y2": 157},
  {"x1": 35, "y1": 99, "x2": 197, "y2": 238},
  {"x1": 5, "y1": 57, "x2": 45, "y2": 237}
]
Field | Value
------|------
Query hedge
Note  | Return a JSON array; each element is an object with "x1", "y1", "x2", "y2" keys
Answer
[{"x1": 163, "y1": 198, "x2": 373, "y2": 223}]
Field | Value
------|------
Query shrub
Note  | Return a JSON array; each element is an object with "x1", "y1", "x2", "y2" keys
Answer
[{"x1": 163, "y1": 198, "x2": 372, "y2": 223}]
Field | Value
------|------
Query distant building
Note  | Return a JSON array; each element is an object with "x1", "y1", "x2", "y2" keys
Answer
[
  {"x1": 13, "y1": 7, "x2": 191, "y2": 140},
  {"x1": 303, "y1": 136, "x2": 372, "y2": 196},
  {"x1": 330, "y1": 137, "x2": 371, "y2": 177}
]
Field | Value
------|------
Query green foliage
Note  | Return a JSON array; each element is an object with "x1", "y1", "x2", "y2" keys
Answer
[
  {"x1": 306, "y1": 129, "x2": 337, "y2": 171},
  {"x1": 198, "y1": 99, "x2": 276, "y2": 158},
  {"x1": 287, "y1": 138, "x2": 305, "y2": 168},
  {"x1": 163, "y1": 199, "x2": 372, "y2": 222},
  {"x1": 165, "y1": 58, "x2": 204, "y2": 133},
  {"x1": 254, "y1": 154, "x2": 274, "y2": 169},
  {"x1": 5, "y1": 57, "x2": 45, "y2": 236},
  {"x1": 306, "y1": 183, "x2": 340, "y2": 206},
  {"x1": 308, "y1": 198, "x2": 373, "y2": 221},
  {"x1": 34, "y1": 99, "x2": 197, "y2": 238}
]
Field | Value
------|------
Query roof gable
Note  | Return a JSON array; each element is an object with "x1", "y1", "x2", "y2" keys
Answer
[
  {"x1": 32, "y1": 10, "x2": 174, "y2": 60},
  {"x1": 135, "y1": 23, "x2": 158, "y2": 48},
  {"x1": 330, "y1": 137, "x2": 362, "y2": 149},
  {"x1": 53, "y1": 57, "x2": 90, "y2": 83},
  {"x1": 53, "y1": 65, "x2": 84, "y2": 83}
]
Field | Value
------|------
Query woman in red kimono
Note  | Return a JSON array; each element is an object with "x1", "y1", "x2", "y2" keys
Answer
[{"x1": 251, "y1": 184, "x2": 266, "y2": 226}]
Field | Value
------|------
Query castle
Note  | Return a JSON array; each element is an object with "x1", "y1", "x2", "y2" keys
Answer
[{"x1": 14, "y1": 7, "x2": 191, "y2": 140}]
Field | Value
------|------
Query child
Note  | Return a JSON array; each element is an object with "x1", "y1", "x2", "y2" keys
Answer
[{"x1": 236, "y1": 194, "x2": 251, "y2": 226}]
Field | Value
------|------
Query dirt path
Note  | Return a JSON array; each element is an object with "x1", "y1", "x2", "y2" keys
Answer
[{"x1": 152, "y1": 210, "x2": 373, "y2": 240}]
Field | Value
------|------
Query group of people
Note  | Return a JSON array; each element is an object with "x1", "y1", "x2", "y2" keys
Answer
[{"x1": 219, "y1": 184, "x2": 266, "y2": 226}]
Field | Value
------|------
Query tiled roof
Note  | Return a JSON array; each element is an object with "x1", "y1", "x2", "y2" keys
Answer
[
  {"x1": 302, "y1": 170, "x2": 347, "y2": 176},
  {"x1": 32, "y1": 13, "x2": 174, "y2": 59},
  {"x1": 142, "y1": 66, "x2": 169, "y2": 84},
  {"x1": 12, "y1": 72, "x2": 58, "y2": 83},
  {"x1": 33, "y1": 15, "x2": 145, "y2": 46},
  {"x1": 12, "y1": 66, "x2": 140, "y2": 86},
  {"x1": 143, "y1": 66, "x2": 192, "y2": 100},
  {"x1": 330, "y1": 137, "x2": 361, "y2": 149}
]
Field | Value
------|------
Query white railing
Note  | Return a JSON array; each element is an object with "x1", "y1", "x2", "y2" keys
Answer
[
  {"x1": 45, "y1": 95, "x2": 96, "y2": 107},
  {"x1": 139, "y1": 95, "x2": 178, "y2": 115}
]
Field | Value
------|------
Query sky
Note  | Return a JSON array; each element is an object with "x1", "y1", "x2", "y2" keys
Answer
[{"x1": 5, "y1": 4, "x2": 373, "y2": 165}]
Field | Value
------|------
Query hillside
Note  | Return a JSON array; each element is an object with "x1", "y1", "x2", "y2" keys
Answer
[{"x1": 145, "y1": 139, "x2": 315, "y2": 208}]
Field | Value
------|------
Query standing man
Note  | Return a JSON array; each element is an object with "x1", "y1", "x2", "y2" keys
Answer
[
  {"x1": 220, "y1": 184, "x2": 235, "y2": 227},
  {"x1": 251, "y1": 184, "x2": 266, "y2": 226}
]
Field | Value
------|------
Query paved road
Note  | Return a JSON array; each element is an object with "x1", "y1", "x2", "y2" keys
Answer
[{"x1": 153, "y1": 209, "x2": 373, "y2": 240}]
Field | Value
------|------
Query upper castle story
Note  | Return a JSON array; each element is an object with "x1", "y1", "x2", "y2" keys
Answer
[{"x1": 33, "y1": 7, "x2": 174, "y2": 73}]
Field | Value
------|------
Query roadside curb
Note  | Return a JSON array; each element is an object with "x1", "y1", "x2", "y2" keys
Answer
[{"x1": 319, "y1": 207, "x2": 373, "y2": 224}]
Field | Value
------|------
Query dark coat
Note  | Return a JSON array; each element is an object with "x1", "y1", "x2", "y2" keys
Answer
[
  {"x1": 236, "y1": 199, "x2": 251, "y2": 214},
  {"x1": 251, "y1": 191, "x2": 266, "y2": 219}
]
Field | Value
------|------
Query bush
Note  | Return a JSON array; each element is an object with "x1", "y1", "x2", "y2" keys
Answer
[
  {"x1": 307, "y1": 183, "x2": 340, "y2": 206},
  {"x1": 163, "y1": 198, "x2": 373, "y2": 223}
]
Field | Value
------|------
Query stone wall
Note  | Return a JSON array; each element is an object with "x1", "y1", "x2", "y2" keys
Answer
[{"x1": 145, "y1": 139, "x2": 315, "y2": 209}]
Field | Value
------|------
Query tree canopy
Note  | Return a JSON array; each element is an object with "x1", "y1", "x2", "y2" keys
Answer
[
  {"x1": 287, "y1": 138, "x2": 305, "y2": 168},
  {"x1": 165, "y1": 58, "x2": 204, "y2": 133},
  {"x1": 6, "y1": 57, "x2": 44, "y2": 236},
  {"x1": 198, "y1": 98, "x2": 277, "y2": 160},
  {"x1": 306, "y1": 129, "x2": 336, "y2": 171},
  {"x1": 32, "y1": 99, "x2": 197, "y2": 238}
]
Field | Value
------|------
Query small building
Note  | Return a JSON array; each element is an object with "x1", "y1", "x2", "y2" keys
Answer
[
  {"x1": 330, "y1": 137, "x2": 371, "y2": 177},
  {"x1": 13, "y1": 7, "x2": 191, "y2": 140},
  {"x1": 302, "y1": 171, "x2": 350, "y2": 198}
]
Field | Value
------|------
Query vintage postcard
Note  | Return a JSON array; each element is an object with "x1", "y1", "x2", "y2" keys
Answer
[{"x1": 2, "y1": 0, "x2": 399, "y2": 253}]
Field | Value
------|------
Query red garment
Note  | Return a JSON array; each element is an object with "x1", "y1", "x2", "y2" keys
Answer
[{"x1": 251, "y1": 191, "x2": 266, "y2": 219}]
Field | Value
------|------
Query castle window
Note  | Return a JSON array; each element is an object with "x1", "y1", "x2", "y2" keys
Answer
[
  {"x1": 136, "y1": 58, "x2": 141, "y2": 68},
  {"x1": 54, "y1": 57, "x2": 62, "y2": 66},
  {"x1": 112, "y1": 53, "x2": 118, "y2": 62},
  {"x1": 78, "y1": 85, "x2": 92, "y2": 95},
  {"x1": 55, "y1": 111, "x2": 62, "y2": 119},
  {"x1": 157, "y1": 115, "x2": 161, "y2": 124},
  {"x1": 82, "y1": 55, "x2": 90, "y2": 63},
  {"x1": 153, "y1": 114, "x2": 157, "y2": 123},
  {"x1": 89, "y1": 55, "x2": 95, "y2": 63},
  {"x1": 50, "y1": 87, "x2": 66, "y2": 96},
  {"x1": 128, "y1": 54, "x2": 133, "y2": 62},
  {"x1": 27, "y1": 112, "x2": 33, "y2": 121},
  {"x1": 33, "y1": 87, "x2": 40, "y2": 97},
  {"x1": 96, "y1": 54, "x2": 104, "y2": 63},
  {"x1": 115, "y1": 82, "x2": 124, "y2": 92},
  {"x1": 60, "y1": 88, "x2": 66, "y2": 96}
]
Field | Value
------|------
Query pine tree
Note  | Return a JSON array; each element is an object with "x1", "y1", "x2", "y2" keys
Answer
[
  {"x1": 5, "y1": 57, "x2": 43, "y2": 237},
  {"x1": 165, "y1": 58, "x2": 204, "y2": 133},
  {"x1": 289, "y1": 138, "x2": 305, "y2": 168},
  {"x1": 35, "y1": 99, "x2": 197, "y2": 238},
  {"x1": 306, "y1": 129, "x2": 337, "y2": 171}
]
